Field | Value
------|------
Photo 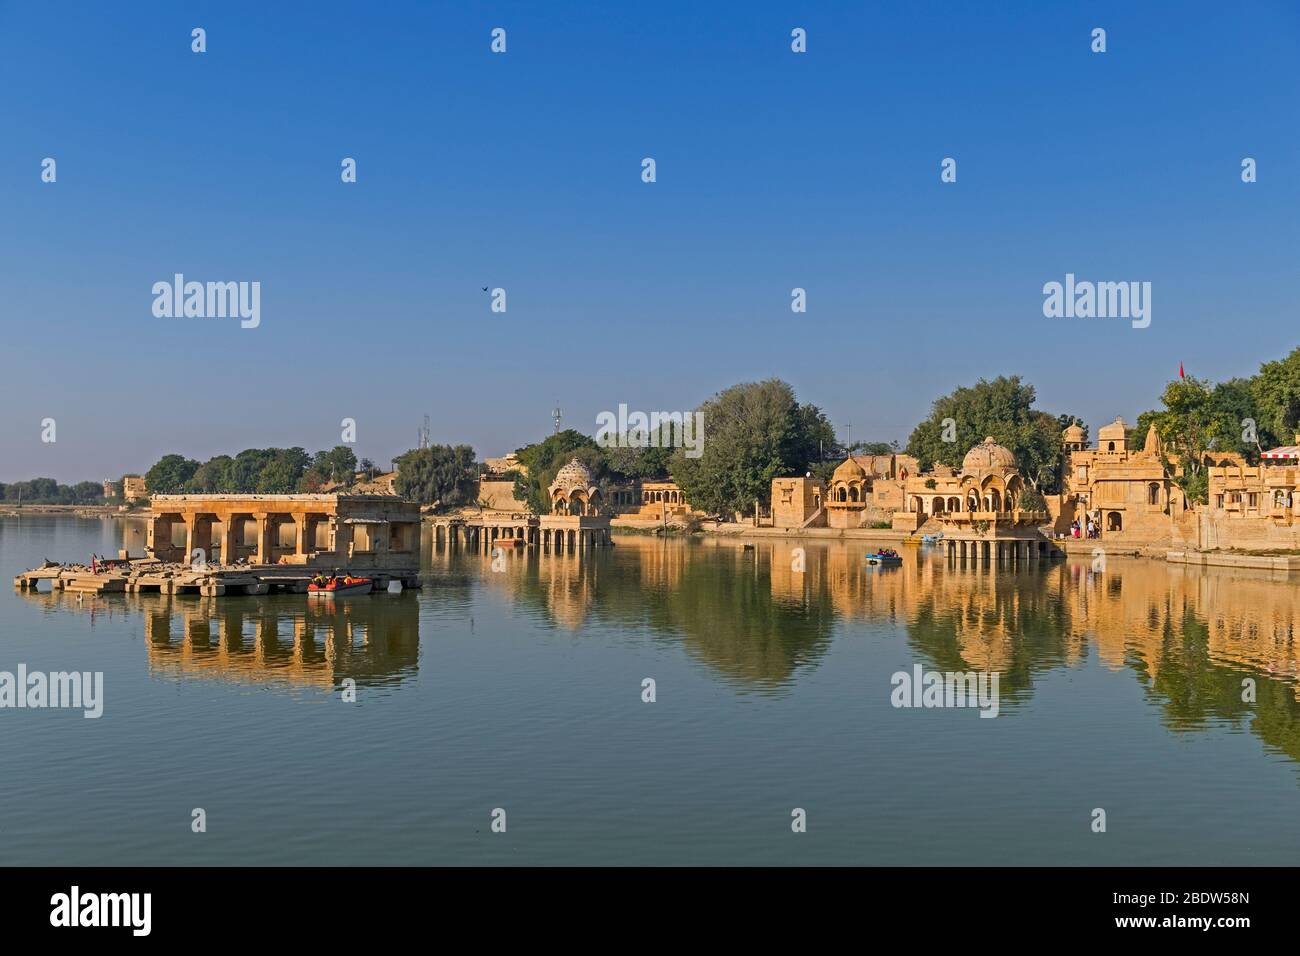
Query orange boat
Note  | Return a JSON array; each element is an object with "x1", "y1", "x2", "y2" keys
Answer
[{"x1": 307, "y1": 574, "x2": 373, "y2": 597}]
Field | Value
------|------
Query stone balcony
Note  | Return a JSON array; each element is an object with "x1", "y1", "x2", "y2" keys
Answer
[
  {"x1": 936, "y1": 510, "x2": 1049, "y2": 539},
  {"x1": 940, "y1": 510, "x2": 1048, "y2": 525}
]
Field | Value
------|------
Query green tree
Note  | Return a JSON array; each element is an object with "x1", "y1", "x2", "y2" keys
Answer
[
  {"x1": 906, "y1": 376, "x2": 1068, "y2": 491},
  {"x1": 394, "y1": 444, "x2": 478, "y2": 507},
  {"x1": 1132, "y1": 374, "x2": 1268, "y2": 503},
  {"x1": 670, "y1": 379, "x2": 835, "y2": 516},
  {"x1": 228, "y1": 448, "x2": 274, "y2": 491},
  {"x1": 513, "y1": 429, "x2": 602, "y2": 513},
  {"x1": 848, "y1": 440, "x2": 898, "y2": 456},
  {"x1": 602, "y1": 425, "x2": 676, "y2": 480},
  {"x1": 145, "y1": 454, "x2": 200, "y2": 493},
  {"x1": 1252, "y1": 347, "x2": 1300, "y2": 443},
  {"x1": 186, "y1": 455, "x2": 234, "y2": 493},
  {"x1": 70, "y1": 481, "x2": 104, "y2": 503},
  {"x1": 1140, "y1": 377, "x2": 1235, "y2": 478},
  {"x1": 299, "y1": 446, "x2": 358, "y2": 491},
  {"x1": 256, "y1": 447, "x2": 310, "y2": 493}
]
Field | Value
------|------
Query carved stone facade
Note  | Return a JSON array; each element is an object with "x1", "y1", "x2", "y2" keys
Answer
[{"x1": 146, "y1": 493, "x2": 421, "y2": 568}]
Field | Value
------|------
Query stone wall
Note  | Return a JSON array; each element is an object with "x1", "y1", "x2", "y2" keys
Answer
[
  {"x1": 1178, "y1": 510, "x2": 1300, "y2": 551},
  {"x1": 772, "y1": 477, "x2": 824, "y2": 528},
  {"x1": 476, "y1": 479, "x2": 529, "y2": 512}
]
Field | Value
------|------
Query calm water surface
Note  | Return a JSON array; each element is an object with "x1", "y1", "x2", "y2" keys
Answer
[{"x1": 2, "y1": 515, "x2": 1300, "y2": 865}]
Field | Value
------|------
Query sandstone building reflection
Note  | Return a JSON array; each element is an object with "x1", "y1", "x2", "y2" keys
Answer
[{"x1": 24, "y1": 589, "x2": 420, "y2": 689}]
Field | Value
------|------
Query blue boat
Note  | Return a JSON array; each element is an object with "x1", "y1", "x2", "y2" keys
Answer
[{"x1": 865, "y1": 550, "x2": 903, "y2": 566}]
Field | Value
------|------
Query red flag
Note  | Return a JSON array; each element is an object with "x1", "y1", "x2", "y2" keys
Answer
[{"x1": 1179, "y1": 362, "x2": 1185, "y2": 379}]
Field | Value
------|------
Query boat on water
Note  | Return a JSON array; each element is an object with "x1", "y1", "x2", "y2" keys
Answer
[
  {"x1": 493, "y1": 537, "x2": 526, "y2": 549},
  {"x1": 865, "y1": 550, "x2": 903, "y2": 566},
  {"x1": 307, "y1": 574, "x2": 373, "y2": 597}
]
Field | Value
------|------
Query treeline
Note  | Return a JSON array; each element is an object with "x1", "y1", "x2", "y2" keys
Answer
[
  {"x1": 379, "y1": 380, "x2": 838, "y2": 517},
  {"x1": 905, "y1": 375, "x2": 1084, "y2": 495},
  {"x1": 0, "y1": 479, "x2": 106, "y2": 504},
  {"x1": 129, "y1": 352, "x2": 1300, "y2": 516},
  {"x1": 144, "y1": 446, "x2": 378, "y2": 494},
  {"x1": 508, "y1": 379, "x2": 837, "y2": 516}
]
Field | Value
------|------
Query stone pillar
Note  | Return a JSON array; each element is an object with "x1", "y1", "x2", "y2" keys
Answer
[
  {"x1": 254, "y1": 513, "x2": 273, "y2": 565},
  {"x1": 184, "y1": 515, "x2": 201, "y2": 566},
  {"x1": 220, "y1": 518, "x2": 238, "y2": 566},
  {"x1": 332, "y1": 517, "x2": 353, "y2": 563},
  {"x1": 297, "y1": 514, "x2": 314, "y2": 557}
]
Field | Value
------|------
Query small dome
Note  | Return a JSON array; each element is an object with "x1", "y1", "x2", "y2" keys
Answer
[
  {"x1": 1062, "y1": 423, "x2": 1085, "y2": 444},
  {"x1": 832, "y1": 457, "x2": 866, "y2": 482},
  {"x1": 962, "y1": 437, "x2": 1017, "y2": 473},
  {"x1": 551, "y1": 458, "x2": 595, "y2": 493},
  {"x1": 1097, "y1": 417, "x2": 1128, "y2": 443}
]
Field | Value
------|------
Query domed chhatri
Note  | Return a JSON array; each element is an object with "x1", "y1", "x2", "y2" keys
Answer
[
  {"x1": 832, "y1": 457, "x2": 866, "y2": 482},
  {"x1": 827, "y1": 455, "x2": 872, "y2": 506},
  {"x1": 548, "y1": 458, "x2": 602, "y2": 516},
  {"x1": 551, "y1": 458, "x2": 595, "y2": 493},
  {"x1": 962, "y1": 437, "x2": 1017, "y2": 475}
]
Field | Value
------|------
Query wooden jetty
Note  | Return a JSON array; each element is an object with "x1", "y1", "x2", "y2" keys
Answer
[{"x1": 14, "y1": 559, "x2": 421, "y2": 598}]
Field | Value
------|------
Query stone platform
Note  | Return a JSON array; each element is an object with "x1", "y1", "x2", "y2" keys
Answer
[{"x1": 14, "y1": 559, "x2": 421, "y2": 598}]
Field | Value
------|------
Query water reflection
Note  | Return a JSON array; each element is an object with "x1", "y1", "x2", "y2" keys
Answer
[
  {"x1": 20, "y1": 531, "x2": 1300, "y2": 763},
  {"x1": 429, "y1": 535, "x2": 1300, "y2": 756},
  {"x1": 22, "y1": 588, "x2": 421, "y2": 690},
  {"x1": 430, "y1": 537, "x2": 836, "y2": 687}
]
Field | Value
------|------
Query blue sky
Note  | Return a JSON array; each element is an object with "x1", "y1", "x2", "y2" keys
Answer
[{"x1": 3, "y1": 1, "x2": 1298, "y2": 481}]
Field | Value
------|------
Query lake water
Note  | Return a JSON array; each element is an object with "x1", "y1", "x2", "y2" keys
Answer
[{"x1": 2, "y1": 515, "x2": 1299, "y2": 866}]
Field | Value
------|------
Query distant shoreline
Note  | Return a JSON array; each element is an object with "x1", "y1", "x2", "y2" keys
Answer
[{"x1": 0, "y1": 504, "x2": 144, "y2": 516}]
